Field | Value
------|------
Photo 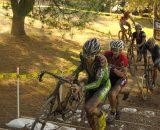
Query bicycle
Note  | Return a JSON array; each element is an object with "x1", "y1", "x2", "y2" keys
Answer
[
  {"x1": 127, "y1": 44, "x2": 137, "y2": 76},
  {"x1": 118, "y1": 26, "x2": 133, "y2": 44},
  {"x1": 138, "y1": 54, "x2": 153, "y2": 100},
  {"x1": 31, "y1": 70, "x2": 85, "y2": 130}
]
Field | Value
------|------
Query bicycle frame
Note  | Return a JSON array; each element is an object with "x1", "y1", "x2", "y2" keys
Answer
[
  {"x1": 31, "y1": 70, "x2": 85, "y2": 130},
  {"x1": 138, "y1": 55, "x2": 153, "y2": 100}
]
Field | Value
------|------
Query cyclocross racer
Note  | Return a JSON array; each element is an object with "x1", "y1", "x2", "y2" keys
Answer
[
  {"x1": 138, "y1": 38, "x2": 160, "y2": 91},
  {"x1": 67, "y1": 38, "x2": 111, "y2": 130},
  {"x1": 130, "y1": 24, "x2": 147, "y2": 64},
  {"x1": 119, "y1": 10, "x2": 135, "y2": 40},
  {"x1": 104, "y1": 40, "x2": 128, "y2": 123}
]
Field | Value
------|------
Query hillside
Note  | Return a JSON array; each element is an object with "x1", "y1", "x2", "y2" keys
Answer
[{"x1": 0, "y1": 7, "x2": 160, "y2": 130}]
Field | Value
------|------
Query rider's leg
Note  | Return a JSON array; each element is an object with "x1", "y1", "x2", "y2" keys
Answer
[
  {"x1": 125, "y1": 21, "x2": 131, "y2": 31},
  {"x1": 115, "y1": 94, "x2": 120, "y2": 119},
  {"x1": 109, "y1": 88, "x2": 118, "y2": 113},
  {"x1": 112, "y1": 85, "x2": 121, "y2": 112},
  {"x1": 107, "y1": 85, "x2": 120, "y2": 123},
  {"x1": 151, "y1": 59, "x2": 160, "y2": 90},
  {"x1": 85, "y1": 91, "x2": 98, "y2": 130},
  {"x1": 153, "y1": 66, "x2": 158, "y2": 85},
  {"x1": 85, "y1": 112, "x2": 97, "y2": 130},
  {"x1": 85, "y1": 97, "x2": 103, "y2": 130},
  {"x1": 85, "y1": 87, "x2": 109, "y2": 130},
  {"x1": 143, "y1": 49, "x2": 147, "y2": 65},
  {"x1": 158, "y1": 64, "x2": 160, "y2": 71},
  {"x1": 85, "y1": 95, "x2": 102, "y2": 118},
  {"x1": 120, "y1": 22, "x2": 125, "y2": 40},
  {"x1": 107, "y1": 78, "x2": 127, "y2": 122},
  {"x1": 110, "y1": 78, "x2": 127, "y2": 112}
]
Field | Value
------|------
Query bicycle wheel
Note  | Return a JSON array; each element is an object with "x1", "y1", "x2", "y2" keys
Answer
[
  {"x1": 141, "y1": 74, "x2": 149, "y2": 100},
  {"x1": 118, "y1": 30, "x2": 127, "y2": 44},
  {"x1": 61, "y1": 91, "x2": 84, "y2": 120},
  {"x1": 127, "y1": 48, "x2": 137, "y2": 76},
  {"x1": 31, "y1": 81, "x2": 63, "y2": 130},
  {"x1": 61, "y1": 79, "x2": 85, "y2": 121},
  {"x1": 148, "y1": 67, "x2": 153, "y2": 91},
  {"x1": 146, "y1": 57, "x2": 153, "y2": 91},
  {"x1": 31, "y1": 94, "x2": 60, "y2": 130}
]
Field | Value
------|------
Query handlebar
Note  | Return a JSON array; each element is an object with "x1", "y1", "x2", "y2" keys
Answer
[{"x1": 38, "y1": 70, "x2": 73, "y2": 85}]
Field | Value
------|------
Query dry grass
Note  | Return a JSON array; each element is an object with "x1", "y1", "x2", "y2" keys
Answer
[{"x1": 0, "y1": 8, "x2": 160, "y2": 129}]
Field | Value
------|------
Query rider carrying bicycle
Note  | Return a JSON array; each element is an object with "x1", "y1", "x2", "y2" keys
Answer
[
  {"x1": 138, "y1": 38, "x2": 160, "y2": 91},
  {"x1": 67, "y1": 38, "x2": 111, "y2": 130},
  {"x1": 130, "y1": 24, "x2": 147, "y2": 64},
  {"x1": 104, "y1": 40, "x2": 128, "y2": 123},
  {"x1": 119, "y1": 10, "x2": 135, "y2": 40}
]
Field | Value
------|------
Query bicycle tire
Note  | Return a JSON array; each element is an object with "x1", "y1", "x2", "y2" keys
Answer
[
  {"x1": 146, "y1": 57, "x2": 153, "y2": 91},
  {"x1": 128, "y1": 57, "x2": 137, "y2": 76},
  {"x1": 62, "y1": 92, "x2": 84, "y2": 120},
  {"x1": 127, "y1": 48, "x2": 137, "y2": 76},
  {"x1": 148, "y1": 67, "x2": 153, "y2": 91},
  {"x1": 31, "y1": 94, "x2": 60, "y2": 130},
  {"x1": 60, "y1": 78, "x2": 85, "y2": 121},
  {"x1": 32, "y1": 72, "x2": 85, "y2": 129},
  {"x1": 141, "y1": 74, "x2": 149, "y2": 100}
]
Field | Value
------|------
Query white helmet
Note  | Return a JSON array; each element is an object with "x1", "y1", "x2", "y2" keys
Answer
[{"x1": 110, "y1": 40, "x2": 124, "y2": 50}]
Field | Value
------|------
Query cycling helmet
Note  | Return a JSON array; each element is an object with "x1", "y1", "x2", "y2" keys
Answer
[
  {"x1": 135, "y1": 24, "x2": 142, "y2": 30},
  {"x1": 110, "y1": 40, "x2": 124, "y2": 50},
  {"x1": 146, "y1": 38, "x2": 155, "y2": 45},
  {"x1": 83, "y1": 38, "x2": 101, "y2": 56}
]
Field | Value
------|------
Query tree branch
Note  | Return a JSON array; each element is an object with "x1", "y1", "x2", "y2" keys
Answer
[{"x1": 18, "y1": 0, "x2": 35, "y2": 16}]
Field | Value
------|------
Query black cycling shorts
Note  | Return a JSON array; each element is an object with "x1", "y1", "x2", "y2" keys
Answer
[{"x1": 110, "y1": 76, "x2": 127, "y2": 90}]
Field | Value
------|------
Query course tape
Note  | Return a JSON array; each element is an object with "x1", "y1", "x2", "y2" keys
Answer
[{"x1": 0, "y1": 68, "x2": 75, "y2": 79}]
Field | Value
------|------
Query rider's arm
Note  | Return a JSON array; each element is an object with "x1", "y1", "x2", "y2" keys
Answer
[
  {"x1": 154, "y1": 58, "x2": 160, "y2": 67},
  {"x1": 70, "y1": 52, "x2": 85, "y2": 79},
  {"x1": 81, "y1": 64, "x2": 110, "y2": 91},
  {"x1": 113, "y1": 55, "x2": 128, "y2": 78},
  {"x1": 137, "y1": 43, "x2": 147, "y2": 61},
  {"x1": 113, "y1": 66, "x2": 128, "y2": 78},
  {"x1": 138, "y1": 32, "x2": 146, "y2": 47},
  {"x1": 71, "y1": 64, "x2": 84, "y2": 78},
  {"x1": 129, "y1": 15, "x2": 135, "y2": 25},
  {"x1": 131, "y1": 33, "x2": 136, "y2": 46},
  {"x1": 153, "y1": 45, "x2": 160, "y2": 66}
]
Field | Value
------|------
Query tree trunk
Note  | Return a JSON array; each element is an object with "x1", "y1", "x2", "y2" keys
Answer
[{"x1": 11, "y1": 14, "x2": 26, "y2": 35}]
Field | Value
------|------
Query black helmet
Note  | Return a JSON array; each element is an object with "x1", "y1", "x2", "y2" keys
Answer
[
  {"x1": 83, "y1": 38, "x2": 101, "y2": 56},
  {"x1": 135, "y1": 24, "x2": 142, "y2": 30}
]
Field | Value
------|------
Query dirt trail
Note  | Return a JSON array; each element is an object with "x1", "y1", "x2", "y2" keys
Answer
[{"x1": 0, "y1": 7, "x2": 160, "y2": 130}]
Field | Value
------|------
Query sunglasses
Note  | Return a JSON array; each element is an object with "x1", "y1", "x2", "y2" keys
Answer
[
  {"x1": 111, "y1": 48, "x2": 120, "y2": 52},
  {"x1": 85, "y1": 55, "x2": 95, "y2": 60}
]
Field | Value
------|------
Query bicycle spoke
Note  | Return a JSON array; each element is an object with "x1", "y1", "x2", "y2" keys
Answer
[
  {"x1": 31, "y1": 95, "x2": 59, "y2": 130},
  {"x1": 62, "y1": 92, "x2": 84, "y2": 120},
  {"x1": 127, "y1": 47, "x2": 137, "y2": 76}
]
